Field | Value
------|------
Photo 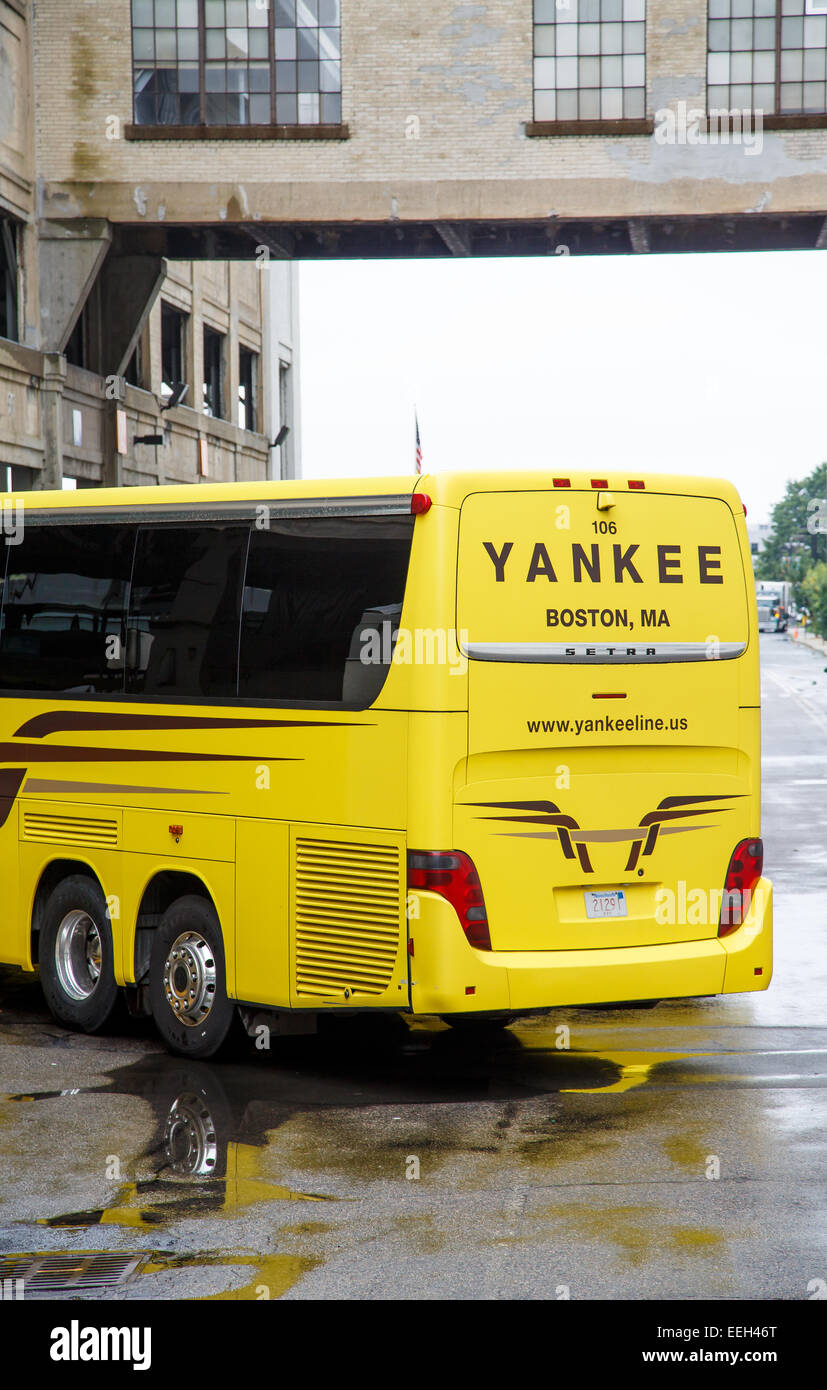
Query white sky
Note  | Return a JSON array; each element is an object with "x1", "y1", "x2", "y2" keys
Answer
[{"x1": 298, "y1": 249, "x2": 827, "y2": 525}]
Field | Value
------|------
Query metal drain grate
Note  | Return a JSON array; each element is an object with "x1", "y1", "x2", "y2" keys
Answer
[{"x1": 0, "y1": 1252, "x2": 147, "y2": 1292}]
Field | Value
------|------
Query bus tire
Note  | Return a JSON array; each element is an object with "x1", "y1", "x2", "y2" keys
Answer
[
  {"x1": 39, "y1": 875, "x2": 119, "y2": 1033},
  {"x1": 148, "y1": 896, "x2": 236, "y2": 1059}
]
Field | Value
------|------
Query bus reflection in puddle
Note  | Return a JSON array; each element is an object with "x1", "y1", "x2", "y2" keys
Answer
[{"x1": 22, "y1": 1019, "x2": 688, "y2": 1233}]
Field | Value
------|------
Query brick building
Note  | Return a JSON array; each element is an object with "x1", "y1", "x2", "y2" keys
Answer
[
  {"x1": 0, "y1": 0, "x2": 301, "y2": 491},
  {"x1": 12, "y1": 0, "x2": 827, "y2": 256},
  {"x1": 2, "y1": 0, "x2": 827, "y2": 494}
]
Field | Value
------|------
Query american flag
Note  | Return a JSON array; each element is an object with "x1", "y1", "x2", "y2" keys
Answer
[{"x1": 415, "y1": 412, "x2": 422, "y2": 475}]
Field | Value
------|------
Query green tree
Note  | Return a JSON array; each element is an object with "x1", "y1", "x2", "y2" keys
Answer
[
  {"x1": 800, "y1": 561, "x2": 827, "y2": 640},
  {"x1": 755, "y1": 462, "x2": 827, "y2": 603}
]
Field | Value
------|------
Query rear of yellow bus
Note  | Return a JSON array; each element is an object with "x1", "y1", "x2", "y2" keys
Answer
[{"x1": 409, "y1": 472, "x2": 771, "y2": 1019}]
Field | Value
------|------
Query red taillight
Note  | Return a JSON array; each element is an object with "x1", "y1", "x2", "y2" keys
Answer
[
  {"x1": 591, "y1": 478, "x2": 608, "y2": 489},
  {"x1": 407, "y1": 850, "x2": 492, "y2": 950},
  {"x1": 552, "y1": 478, "x2": 571, "y2": 488},
  {"x1": 719, "y1": 838, "x2": 763, "y2": 936},
  {"x1": 628, "y1": 479, "x2": 645, "y2": 490},
  {"x1": 411, "y1": 493, "x2": 431, "y2": 514}
]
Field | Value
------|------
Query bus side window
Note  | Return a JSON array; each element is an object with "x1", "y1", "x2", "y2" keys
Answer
[
  {"x1": 0, "y1": 524, "x2": 134, "y2": 694},
  {"x1": 125, "y1": 525, "x2": 249, "y2": 699},
  {"x1": 238, "y1": 518, "x2": 413, "y2": 706},
  {"x1": 342, "y1": 602, "x2": 403, "y2": 705}
]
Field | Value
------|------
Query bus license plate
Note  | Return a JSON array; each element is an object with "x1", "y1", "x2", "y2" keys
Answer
[{"x1": 584, "y1": 889, "x2": 628, "y2": 919}]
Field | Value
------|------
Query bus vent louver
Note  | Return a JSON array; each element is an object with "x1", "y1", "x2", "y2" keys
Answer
[
  {"x1": 0, "y1": 1252, "x2": 146, "y2": 1293},
  {"x1": 22, "y1": 812, "x2": 119, "y2": 849},
  {"x1": 294, "y1": 838, "x2": 400, "y2": 998}
]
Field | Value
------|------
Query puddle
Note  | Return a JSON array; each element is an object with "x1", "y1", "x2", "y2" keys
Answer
[
  {"x1": 671, "y1": 1228, "x2": 725, "y2": 1251},
  {"x1": 3, "y1": 1028, "x2": 633, "y2": 1238},
  {"x1": 662, "y1": 1136, "x2": 710, "y2": 1170},
  {"x1": 3, "y1": 1248, "x2": 319, "y2": 1301},
  {"x1": 3, "y1": 1024, "x2": 766, "y2": 1226},
  {"x1": 38, "y1": 1101, "x2": 338, "y2": 1232},
  {"x1": 143, "y1": 1250, "x2": 320, "y2": 1301},
  {"x1": 534, "y1": 1202, "x2": 729, "y2": 1269},
  {"x1": 393, "y1": 1215, "x2": 447, "y2": 1256},
  {"x1": 4, "y1": 1015, "x2": 808, "y2": 1299}
]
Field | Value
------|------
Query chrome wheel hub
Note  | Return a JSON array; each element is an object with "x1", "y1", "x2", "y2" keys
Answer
[
  {"x1": 163, "y1": 932, "x2": 216, "y2": 1027},
  {"x1": 164, "y1": 1093, "x2": 218, "y2": 1177},
  {"x1": 55, "y1": 910, "x2": 102, "y2": 1002}
]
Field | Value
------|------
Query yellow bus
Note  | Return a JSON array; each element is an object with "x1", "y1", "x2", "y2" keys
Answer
[{"x1": 0, "y1": 471, "x2": 771, "y2": 1056}]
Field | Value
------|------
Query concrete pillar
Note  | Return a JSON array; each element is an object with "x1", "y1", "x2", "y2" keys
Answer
[
  {"x1": 146, "y1": 297, "x2": 162, "y2": 397},
  {"x1": 86, "y1": 252, "x2": 167, "y2": 379},
  {"x1": 226, "y1": 262, "x2": 240, "y2": 436},
  {"x1": 39, "y1": 352, "x2": 66, "y2": 490},
  {"x1": 19, "y1": 222, "x2": 41, "y2": 349},
  {"x1": 191, "y1": 275, "x2": 204, "y2": 418},
  {"x1": 101, "y1": 401, "x2": 124, "y2": 488},
  {"x1": 37, "y1": 219, "x2": 111, "y2": 353},
  {"x1": 263, "y1": 261, "x2": 301, "y2": 480}
]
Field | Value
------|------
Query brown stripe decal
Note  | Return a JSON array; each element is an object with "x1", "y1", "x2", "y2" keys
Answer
[
  {"x1": 499, "y1": 824, "x2": 711, "y2": 843},
  {"x1": 471, "y1": 793, "x2": 738, "y2": 876},
  {"x1": 0, "y1": 769, "x2": 26, "y2": 829},
  {"x1": 624, "y1": 794, "x2": 743, "y2": 871},
  {"x1": 23, "y1": 779, "x2": 228, "y2": 797},
  {"x1": 15, "y1": 712, "x2": 362, "y2": 739},
  {"x1": 0, "y1": 710, "x2": 356, "y2": 829},
  {"x1": 656, "y1": 795, "x2": 743, "y2": 809},
  {"x1": 0, "y1": 744, "x2": 294, "y2": 764}
]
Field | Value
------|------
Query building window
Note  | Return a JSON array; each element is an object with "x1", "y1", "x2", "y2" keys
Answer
[
  {"x1": 124, "y1": 341, "x2": 145, "y2": 391},
  {"x1": 64, "y1": 315, "x2": 86, "y2": 370},
  {"x1": 1, "y1": 219, "x2": 19, "y2": 343},
  {"x1": 708, "y1": 0, "x2": 827, "y2": 115},
  {"x1": 131, "y1": 0, "x2": 342, "y2": 128},
  {"x1": 533, "y1": 0, "x2": 647, "y2": 123},
  {"x1": 238, "y1": 347, "x2": 258, "y2": 431},
  {"x1": 161, "y1": 302, "x2": 188, "y2": 401},
  {"x1": 1, "y1": 465, "x2": 35, "y2": 493},
  {"x1": 203, "y1": 325, "x2": 225, "y2": 418}
]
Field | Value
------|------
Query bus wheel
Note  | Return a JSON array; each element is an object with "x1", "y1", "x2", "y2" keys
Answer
[
  {"x1": 148, "y1": 896, "x2": 235, "y2": 1059},
  {"x1": 39, "y1": 875, "x2": 119, "y2": 1033}
]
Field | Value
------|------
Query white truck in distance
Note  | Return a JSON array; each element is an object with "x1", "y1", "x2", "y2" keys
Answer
[{"x1": 755, "y1": 579, "x2": 792, "y2": 633}]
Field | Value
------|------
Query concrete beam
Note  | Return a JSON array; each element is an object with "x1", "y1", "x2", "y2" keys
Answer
[
  {"x1": 434, "y1": 222, "x2": 472, "y2": 257},
  {"x1": 244, "y1": 226, "x2": 296, "y2": 260},
  {"x1": 47, "y1": 213, "x2": 827, "y2": 263},
  {"x1": 88, "y1": 250, "x2": 167, "y2": 378},
  {"x1": 37, "y1": 218, "x2": 112, "y2": 352}
]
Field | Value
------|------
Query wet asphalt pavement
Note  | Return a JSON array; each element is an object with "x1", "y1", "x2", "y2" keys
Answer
[{"x1": 0, "y1": 633, "x2": 825, "y2": 1301}]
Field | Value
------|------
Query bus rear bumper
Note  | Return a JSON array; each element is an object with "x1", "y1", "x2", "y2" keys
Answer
[{"x1": 409, "y1": 879, "x2": 772, "y2": 1015}]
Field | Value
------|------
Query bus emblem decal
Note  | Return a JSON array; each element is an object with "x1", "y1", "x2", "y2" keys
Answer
[{"x1": 470, "y1": 794, "x2": 743, "y2": 874}]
